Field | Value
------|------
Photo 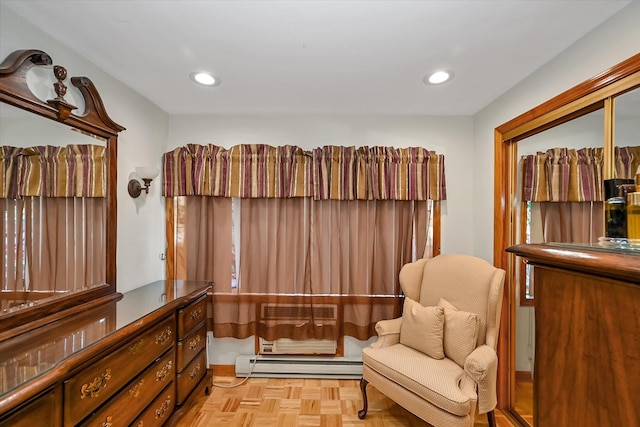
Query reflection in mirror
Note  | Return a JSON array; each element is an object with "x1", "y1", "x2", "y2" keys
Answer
[
  {"x1": 0, "y1": 102, "x2": 107, "y2": 314},
  {"x1": 511, "y1": 107, "x2": 605, "y2": 426},
  {"x1": 614, "y1": 85, "x2": 640, "y2": 179},
  {"x1": 518, "y1": 108, "x2": 605, "y2": 247},
  {"x1": 0, "y1": 49, "x2": 123, "y2": 337}
]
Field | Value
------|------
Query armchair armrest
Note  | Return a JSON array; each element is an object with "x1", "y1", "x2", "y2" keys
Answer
[
  {"x1": 464, "y1": 345, "x2": 498, "y2": 414},
  {"x1": 371, "y1": 317, "x2": 402, "y2": 349}
]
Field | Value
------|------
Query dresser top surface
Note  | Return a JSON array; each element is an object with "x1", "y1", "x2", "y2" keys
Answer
[{"x1": 0, "y1": 280, "x2": 211, "y2": 399}]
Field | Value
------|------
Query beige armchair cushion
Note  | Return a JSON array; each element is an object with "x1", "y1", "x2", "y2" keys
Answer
[
  {"x1": 399, "y1": 298, "x2": 445, "y2": 359},
  {"x1": 362, "y1": 344, "x2": 475, "y2": 416},
  {"x1": 439, "y1": 298, "x2": 480, "y2": 367}
]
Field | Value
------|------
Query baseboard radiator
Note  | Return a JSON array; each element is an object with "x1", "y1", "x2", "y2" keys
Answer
[{"x1": 235, "y1": 355, "x2": 363, "y2": 379}]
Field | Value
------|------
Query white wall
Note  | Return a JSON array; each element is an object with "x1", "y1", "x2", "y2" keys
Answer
[
  {"x1": 0, "y1": 4, "x2": 170, "y2": 292},
  {"x1": 168, "y1": 114, "x2": 475, "y2": 255}
]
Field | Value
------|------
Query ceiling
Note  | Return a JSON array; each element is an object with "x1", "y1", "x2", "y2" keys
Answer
[{"x1": 1, "y1": 0, "x2": 631, "y2": 116}]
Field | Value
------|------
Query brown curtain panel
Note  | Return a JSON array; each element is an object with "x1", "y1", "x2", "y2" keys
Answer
[
  {"x1": 26, "y1": 197, "x2": 106, "y2": 291},
  {"x1": 538, "y1": 201, "x2": 604, "y2": 244},
  {"x1": 1, "y1": 198, "x2": 27, "y2": 292},
  {"x1": 177, "y1": 197, "x2": 430, "y2": 341},
  {"x1": 1, "y1": 197, "x2": 105, "y2": 294}
]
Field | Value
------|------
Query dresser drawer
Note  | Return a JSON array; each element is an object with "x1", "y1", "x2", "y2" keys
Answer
[
  {"x1": 78, "y1": 350, "x2": 175, "y2": 427},
  {"x1": 64, "y1": 316, "x2": 175, "y2": 426},
  {"x1": 176, "y1": 322, "x2": 206, "y2": 372},
  {"x1": 176, "y1": 349, "x2": 206, "y2": 405},
  {"x1": 0, "y1": 387, "x2": 61, "y2": 427},
  {"x1": 131, "y1": 382, "x2": 175, "y2": 427},
  {"x1": 177, "y1": 296, "x2": 206, "y2": 339}
]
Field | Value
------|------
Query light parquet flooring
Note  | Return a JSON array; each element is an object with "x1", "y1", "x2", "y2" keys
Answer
[
  {"x1": 513, "y1": 379, "x2": 533, "y2": 426},
  {"x1": 177, "y1": 377, "x2": 517, "y2": 427}
]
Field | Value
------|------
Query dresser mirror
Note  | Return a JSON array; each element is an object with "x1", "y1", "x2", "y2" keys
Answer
[
  {"x1": 494, "y1": 54, "x2": 640, "y2": 426},
  {"x1": 0, "y1": 49, "x2": 124, "y2": 336}
]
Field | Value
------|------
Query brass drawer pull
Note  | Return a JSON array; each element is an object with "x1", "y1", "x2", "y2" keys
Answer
[
  {"x1": 129, "y1": 379, "x2": 144, "y2": 398},
  {"x1": 102, "y1": 415, "x2": 113, "y2": 427},
  {"x1": 188, "y1": 335, "x2": 201, "y2": 350},
  {"x1": 190, "y1": 307, "x2": 203, "y2": 320},
  {"x1": 189, "y1": 363, "x2": 201, "y2": 380},
  {"x1": 155, "y1": 327, "x2": 172, "y2": 345},
  {"x1": 80, "y1": 368, "x2": 112, "y2": 399},
  {"x1": 155, "y1": 395, "x2": 172, "y2": 419},
  {"x1": 128, "y1": 339, "x2": 144, "y2": 355},
  {"x1": 156, "y1": 361, "x2": 173, "y2": 381}
]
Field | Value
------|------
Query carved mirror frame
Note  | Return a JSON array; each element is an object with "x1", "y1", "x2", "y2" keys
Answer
[
  {"x1": 493, "y1": 53, "x2": 640, "y2": 424},
  {"x1": 0, "y1": 49, "x2": 124, "y2": 336}
]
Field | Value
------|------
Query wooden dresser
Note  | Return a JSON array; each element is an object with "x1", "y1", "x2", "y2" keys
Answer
[
  {"x1": 506, "y1": 243, "x2": 640, "y2": 427},
  {"x1": 0, "y1": 280, "x2": 212, "y2": 426}
]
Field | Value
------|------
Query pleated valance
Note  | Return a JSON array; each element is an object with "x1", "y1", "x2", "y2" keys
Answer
[
  {"x1": 521, "y1": 145, "x2": 639, "y2": 202},
  {"x1": 162, "y1": 144, "x2": 446, "y2": 201},
  {"x1": 0, "y1": 145, "x2": 106, "y2": 199}
]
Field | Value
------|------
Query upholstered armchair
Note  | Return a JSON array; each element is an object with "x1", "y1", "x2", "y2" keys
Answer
[{"x1": 359, "y1": 254, "x2": 505, "y2": 427}]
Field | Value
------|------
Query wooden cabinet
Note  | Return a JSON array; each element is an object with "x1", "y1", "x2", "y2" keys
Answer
[
  {"x1": 0, "y1": 388, "x2": 62, "y2": 427},
  {"x1": 177, "y1": 349, "x2": 207, "y2": 406},
  {"x1": 175, "y1": 296, "x2": 207, "y2": 405},
  {"x1": 0, "y1": 281, "x2": 212, "y2": 426},
  {"x1": 78, "y1": 349, "x2": 175, "y2": 427},
  {"x1": 65, "y1": 316, "x2": 176, "y2": 425},
  {"x1": 176, "y1": 322, "x2": 206, "y2": 372},
  {"x1": 132, "y1": 383, "x2": 176, "y2": 427},
  {"x1": 507, "y1": 244, "x2": 640, "y2": 427}
]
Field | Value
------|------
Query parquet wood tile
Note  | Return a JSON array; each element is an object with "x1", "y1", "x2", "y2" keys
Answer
[{"x1": 178, "y1": 376, "x2": 517, "y2": 427}]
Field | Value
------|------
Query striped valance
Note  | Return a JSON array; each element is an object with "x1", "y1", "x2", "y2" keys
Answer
[
  {"x1": 162, "y1": 144, "x2": 446, "y2": 201},
  {"x1": 521, "y1": 145, "x2": 638, "y2": 202},
  {"x1": 614, "y1": 145, "x2": 640, "y2": 180},
  {"x1": 0, "y1": 145, "x2": 106, "y2": 199}
]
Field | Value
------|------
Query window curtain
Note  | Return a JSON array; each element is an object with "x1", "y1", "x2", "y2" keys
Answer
[
  {"x1": 521, "y1": 147, "x2": 604, "y2": 203},
  {"x1": 175, "y1": 196, "x2": 430, "y2": 341},
  {"x1": 614, "y1": 145, "x2": 640, "y2": 179},
  {"x1": 165, "y1": 144, "x2": 444, "y2": 342},
  {"x1": 0, "y1": 145, "x2": 106, "y2": 295},
  {"x1": 518, "y1": 146, "x2": 640, "y2": 243},
  {"x1": 162, "y1": 144, "x2": 446, "y2": 201}
]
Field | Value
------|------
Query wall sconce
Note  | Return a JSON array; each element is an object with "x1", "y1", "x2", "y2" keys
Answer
[{"x1": 128, "y1": 167, "x2": 159, "y2": 198}]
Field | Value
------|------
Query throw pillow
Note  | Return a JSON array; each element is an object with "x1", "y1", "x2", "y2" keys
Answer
[
  {"x1": 438, "y1": 298, "x2": 480, "y2": 367},
  {"x1": 400, "y1": 297, "x2": 445, "y2": 359}
]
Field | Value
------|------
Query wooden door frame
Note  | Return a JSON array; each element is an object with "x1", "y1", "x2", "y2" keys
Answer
[{"x1": 493, "y1": 53, "x2": 640, "y2": 421}]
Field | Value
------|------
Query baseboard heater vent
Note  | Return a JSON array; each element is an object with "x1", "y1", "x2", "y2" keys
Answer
[{"x1": 235, "y1": 355, "x2": 362, "y2": 379}]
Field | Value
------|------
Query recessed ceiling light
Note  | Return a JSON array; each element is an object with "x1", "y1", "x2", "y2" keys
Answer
[
  {"x1": 190, "y1": 71, "x2": 218, "y2": 86},
  {"x1": 424, "y1": 70, "x2": 454, "y2": 85}
]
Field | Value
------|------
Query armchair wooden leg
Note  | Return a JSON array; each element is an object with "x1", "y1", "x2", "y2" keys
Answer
[
  {"x1": 487, "y1": 410, "x2": 496, "y2": 427},
  {"x1": 357, "y1": 377, "x2": 369, "y2": 420}
]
